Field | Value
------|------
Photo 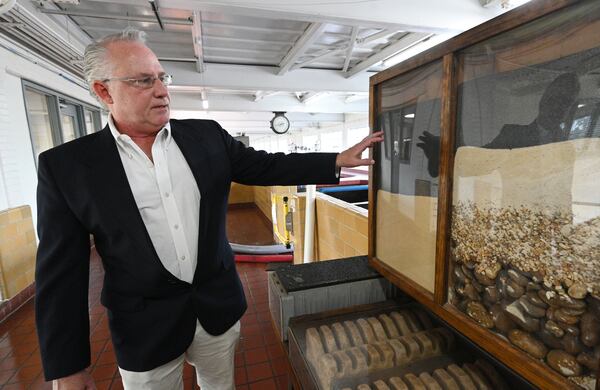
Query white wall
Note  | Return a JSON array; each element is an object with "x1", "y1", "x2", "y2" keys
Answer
[{"x1": 0, "y1": 40, "x2": 99, "y2": 231}]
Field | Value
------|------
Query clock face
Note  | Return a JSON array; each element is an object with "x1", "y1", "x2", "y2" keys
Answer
[{"x1": 271, "y1": 114, "x2": 290, "y2": 134}]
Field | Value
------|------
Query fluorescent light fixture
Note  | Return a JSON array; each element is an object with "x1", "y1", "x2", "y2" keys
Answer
[
  {"x1": 578, "y1": 104, "x2": 585, "y2": 108},
  {"x1": 404, "y1": 113, "x2": 415, "y2": 118},
  {"x1": 202, "y1": 100, "x2": 209, "y2": 109},
  {"x1": 383, "y1": 33, "x2": 457, "y2": 68}
]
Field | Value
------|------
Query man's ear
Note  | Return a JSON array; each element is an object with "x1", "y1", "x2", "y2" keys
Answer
[{"x1": 92, "y1": 81, "x2": 114, "y2": 105}]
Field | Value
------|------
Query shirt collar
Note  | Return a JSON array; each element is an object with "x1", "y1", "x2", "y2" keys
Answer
[{"x1": 108, "y1": 114, "x2": 172, "y2": 146}]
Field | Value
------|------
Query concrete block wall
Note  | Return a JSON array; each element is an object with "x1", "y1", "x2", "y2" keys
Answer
[{"x1": 0, "y1": 206, "x2": 37, "y2": 300}]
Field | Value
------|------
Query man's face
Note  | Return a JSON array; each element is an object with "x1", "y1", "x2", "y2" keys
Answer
[{"x1": 103, "y1": 41, "x2": 170, "y2": 133}]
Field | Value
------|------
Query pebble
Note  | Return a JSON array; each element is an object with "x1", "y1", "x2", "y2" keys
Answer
[
  {"x1": 526, "y1": 282, "x2": 541, "y2": 292},
  {"x1": 576, "y1": 352, "x2": 600, "y2": 371},
  {"x1": 539, "y1": 329, "x2": 564, "y2": 349},
  {"x1": 525, "y1": 291, "x2": 548, "y2": 308},
  {"x1": 538, "y1": 290, "x2": 561, "y2": 306},
  {"x1": 531, "y1": 271, "x2": 545, "y2": 284},
  {"x1": 483, "y1": 286, "x2": 499, "y2": 304},
  {"x1": 453, "y1": 266, "x2": 466, "y2": 284},
  {"x1": 557, "y1": 294, "x2": 586, "y2": 310},
  {"x1": 474, "y1": 269, "x2": 495, "y2": 286},
  {"x1": 580, "y1": 312, "x2": 600, "y2": 348},
  {"x1": 554, "y1": 309, "x2": 580, "y2": 325},
  {"x1": 546, "y1": 349, "x2": 582, "y2": 377},
  {"x1": 506, "y1": 280, "x2": 525, "y2": 299},
  {"x1": 556, "y1": 320, "x2": 580, "y2": 336},
  {"x1": 562, "y1": 334, "x2": 584, "y2": 355},
  {"x1": 462, "y1": 264, "x2": 474, "y2": 280},
  {"x1": 484, "y1": 263, "x2": 502, "y2": 280},
  {"x1": 567, "y1": 283, "x2": 588, "y2": 300},
  {"x1": 508, "y1": 329, "x2": 548, "y2": 359},
  {"x1": 505, "y1": 301, "x2": 540, "y2": 332},
  {"x1": 496, "y1": 271, "x2": 509, "y2": 298},
  {"x1": 544, "y1": 320, "x2": 565, "y2": 338},
  {"x1": 464, "y1": 283, "x2": 481, "y2": 301},
  {"x1": 490, "y1": 304, "x2": 516, "y2": 334},
  {"x1": 560, "y1": 306, "x2": 585, "y2": 316},
  {"x1": 507, "y1": 269, "x2": 529, "y2": 287},
  {"x1": 466, "y1": 301, "x2": 494, "y2": 329},
  {"x1": 518, "y1": 297, "x2": 546, "y2": 318}
]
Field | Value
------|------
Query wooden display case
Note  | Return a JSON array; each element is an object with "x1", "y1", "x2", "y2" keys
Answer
[{"x1": 368, "y1": 1, "x2": 600, "y2": 389}]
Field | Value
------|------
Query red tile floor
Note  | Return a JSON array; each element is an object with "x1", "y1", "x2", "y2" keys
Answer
[{"x1": 0, "y1": 249, "x2": 290, "y2": 389}]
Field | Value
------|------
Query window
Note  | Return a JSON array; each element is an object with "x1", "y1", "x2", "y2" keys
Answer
[{"x1": 22, "y1": 81, "x2": 102, "y2": 164}]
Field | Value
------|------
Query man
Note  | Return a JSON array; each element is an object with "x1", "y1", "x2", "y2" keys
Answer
[{"x1": 35, "y1": 29, "x2": 383, "y2": 389}]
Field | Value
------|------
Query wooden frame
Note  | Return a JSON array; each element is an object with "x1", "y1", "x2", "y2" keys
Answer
[{"x1": 368, "y1": 0, "x2": 599, "y2": 389}]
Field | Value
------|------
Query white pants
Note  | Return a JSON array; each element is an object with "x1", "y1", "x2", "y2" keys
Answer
[{"x1": 119, "y1": 320, "x2": 240, "y2": 390}]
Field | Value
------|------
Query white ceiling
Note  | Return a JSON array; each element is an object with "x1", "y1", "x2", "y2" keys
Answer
[{"x1": 0, "y1": 0, "x2": 517, "y2": 134}]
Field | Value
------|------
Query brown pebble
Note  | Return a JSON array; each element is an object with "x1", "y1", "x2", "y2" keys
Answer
[
  {"x1": 518, "y1": 297, "x2": 546, "y2": 318},
  {"x1": 507, "y1": 269, "x2": 529, "y2": 287},
  {"x1": 466, "y1": 301, "x2": 494, "y2": 329},
  {"x1": 539, "y1": 329, "x2": 564, "y2": 349},
  {"x1": 483, "y1": 286, "x2": 499, "y2": 304},
  {"x1": 554, "y1": 309, "x2": 580, "y2": 325},
  {"x1": 567, "y1": 283, "x2": 587, "y2": 300},
  {"x1": 496, "y1": 271, "x2": 509, "y2": 297},
  {"x1": 555, "y1": 320, "x2": 580, "y2": 336},
  {"x1": 484, "y1": 263, "x2": 502, "y2": 280},
  {"x1": 562, "y1": 333, "x2": 584, "y2": 355},
  {"x1": 538, "y1": 289, "x2": 561, "y2": 306},
  {"x1": 525, "y1": 291, "x2": 548, "y2": 308},
  {"x1": 505, "y1": 301, "x2": 540, "y2": 332},
  {"x1": 580, "y1": 312, "x2": 600, "y2": 347},
  {"x1": 544, "y1": 320, "x2": 565, "y2": 338},
  {"x1": 490, "y1": 304, "x2": 516, "y2": 334},
  {"x1": 506, "y1": 280, "x2": 525, "y2": 299},
  {"x1": 576, "y1": 351, "x2": 600, "y2": 371},
  {"x1": 546, "y1": 349, "x2": 582, "y2": 377},
  {"x1": 508, "y1": 329, "x2": 548, "y2": 359},
  {"x1": 474, "y1": 269, "x2": 495, "y2": 286},
  {"x1": 453, "y1": 266, "x2": 466, "y2": 284},
  {"x1": 464, "y1": 284, "x2": 481, "y2": 301},
  {"x1": 526, "y1": 282, "x2": 541, "y2": 292},
  {"x1": 557, "y1": 294, "x2": 586, "y2": 310}
]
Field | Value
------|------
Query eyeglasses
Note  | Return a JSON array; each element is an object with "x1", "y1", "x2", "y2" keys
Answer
[{"x1": 102, "y1": 74, "x2": 173, "y2": 89}]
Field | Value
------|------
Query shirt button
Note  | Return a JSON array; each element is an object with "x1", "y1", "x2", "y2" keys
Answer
[
  {"x1": 174, "y1": 224, "x2": 179, "y2": 229},
  {"x1": 165, "y1": 192, "x2": 170, "y2": 198},
  {"x1": 181, "y1": 255, "x2": 186, "y2": 261},
  {"x1": 128, "y1": 153, "x2": 133, "y2": 159}
]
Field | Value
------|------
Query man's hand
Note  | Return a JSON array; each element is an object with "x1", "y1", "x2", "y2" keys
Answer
[
  {"x1": 336, "y1": 131, "x2": 384, "y2": 168},
  {"x1": 53, "y1": 370, "x2": 96, "y2": 390}
]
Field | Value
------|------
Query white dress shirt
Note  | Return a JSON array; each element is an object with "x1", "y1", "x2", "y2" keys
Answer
[{"x1": 109, "y1": 116, "x2": 200, "y2": 283}]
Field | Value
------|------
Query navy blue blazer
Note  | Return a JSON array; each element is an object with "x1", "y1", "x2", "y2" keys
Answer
[{"x1": 35, "y1": 119, "x2": 339, "y2": 380}]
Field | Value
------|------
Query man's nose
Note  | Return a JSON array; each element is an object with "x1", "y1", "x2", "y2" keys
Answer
[{"x1": 153, "y1": 78, "x2": 169, "y2": 98}]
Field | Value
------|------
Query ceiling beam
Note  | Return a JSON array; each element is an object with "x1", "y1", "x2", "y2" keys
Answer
[
  {"x1": 345, "y1": 32, "x2": 432, "y2": 78},
  {"x1": 163, "y1": 61, "x2": 371, "y2": 93},
  {"x1": 343, "y1": 26, "x2": 359, "y2": 72},
  {"x1": 191, "y1": 10, "x2": 204, "y2": 72},
  {"x1": 278, "y1": 22, "x2": 325, "y2": 75},
  {"x1": 300, "y1": 92, "x2": 326, "y2": 104},
  {"x1": 253, "y1": 91, "x2": 278, "y2": 101},
  {"x1": 37, "y1": 8, "x2": 192, "y2": 25}
]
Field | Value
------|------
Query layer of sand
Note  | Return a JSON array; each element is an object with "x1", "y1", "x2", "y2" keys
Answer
[
  {"x1": 453, "y1": 138, "x2": 600, "y2": 216},
  {"x1": 376, "y1": 191, "x2": 438, "y2": 293}
]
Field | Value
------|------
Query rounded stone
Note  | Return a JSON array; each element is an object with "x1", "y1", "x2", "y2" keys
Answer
[
  {"x1": 508, "y1": 329, "x2": 548, "y2": 359},
  {"x1": 546, "y1": 350, "x2": 582, "y2": 377},
  {"x1": 562, "y1": 334, "x2": 584, "y2": 355},
  {"x1": 466, "y1": 301, "x2": 494, "y2": 329},
  {"x1": 554, "y1": 309, "x2": 580, "y2": 325},
  {"x1": 525, "y1": 291, "x2": 548, "y2": 309},
  {"x1": 576, "y1": 352, "x2": 600, "y2": 371},
  {"x1": 504, "y1": 301, "x2": 540, "y2": 332},
  {"x1": 539, "y1": 329, "x2": 564, "y2": 350},
  {"x1": 518, "y1": 297, "x2": 546, "y2": 318},
  {"x1": 464, "y1": 283, "x2": 481, "y2": 301},
  {"x1": 483, "y1": 286, "x2": 499, "y2": 304},
  {"x1": 453, "y1": 266, "x2": 466, "y2": 284},
  {"x1": 484, "y1": 262, "x2": 502, "y2": 280},
  {"x1": 567, "y1": 283, "x2": 587, "y2": 300},
  {"x1": 490, "y1": 304, "x2": 516, "y2": 334},
  {"x1": 557, "y1": 294, "x2": 586, "y2": 310},
  {"x1": 580, "y1": 312, "x2": 600, "y2": 348},
  {"x1": 544, "y1": 320, "x2": 565, "y2": 338},
  {"x1": 506, "y1": 280, "x2": 525, "y2": 299},
  {"x1": 507, "y1": 269, "x2": 529, "y2": 287},
  {"x1": 538, "y1": 289, "x2": 561, "y2": 306}
]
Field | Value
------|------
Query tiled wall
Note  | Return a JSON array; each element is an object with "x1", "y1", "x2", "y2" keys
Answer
[
  {"x1": 314, "y1": 193, "x2": 368, "y2": 261},
  {"x1": 229, "y1": 183, "x2": 255, "y2": 204},
  {"x1": 0, "y1": 206, "x2": 37, "y2": 300}
]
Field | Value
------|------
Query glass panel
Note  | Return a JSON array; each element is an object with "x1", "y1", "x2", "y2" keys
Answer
[
  {"x1": 449, "y1": 1, "x2": 600, "y2": 385},
  {"x1": 84, "y1": 109, "x2": 95, "y2": 134},
  {"x1": 24, "y1": 89, "x2": 55, "y2": 160},
  {"x1": 375, "y1": 60, "x2": 444, "y2": 293},
  {"x1": 60, "y1": 115, "x2": 77, "y2": 142}
]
